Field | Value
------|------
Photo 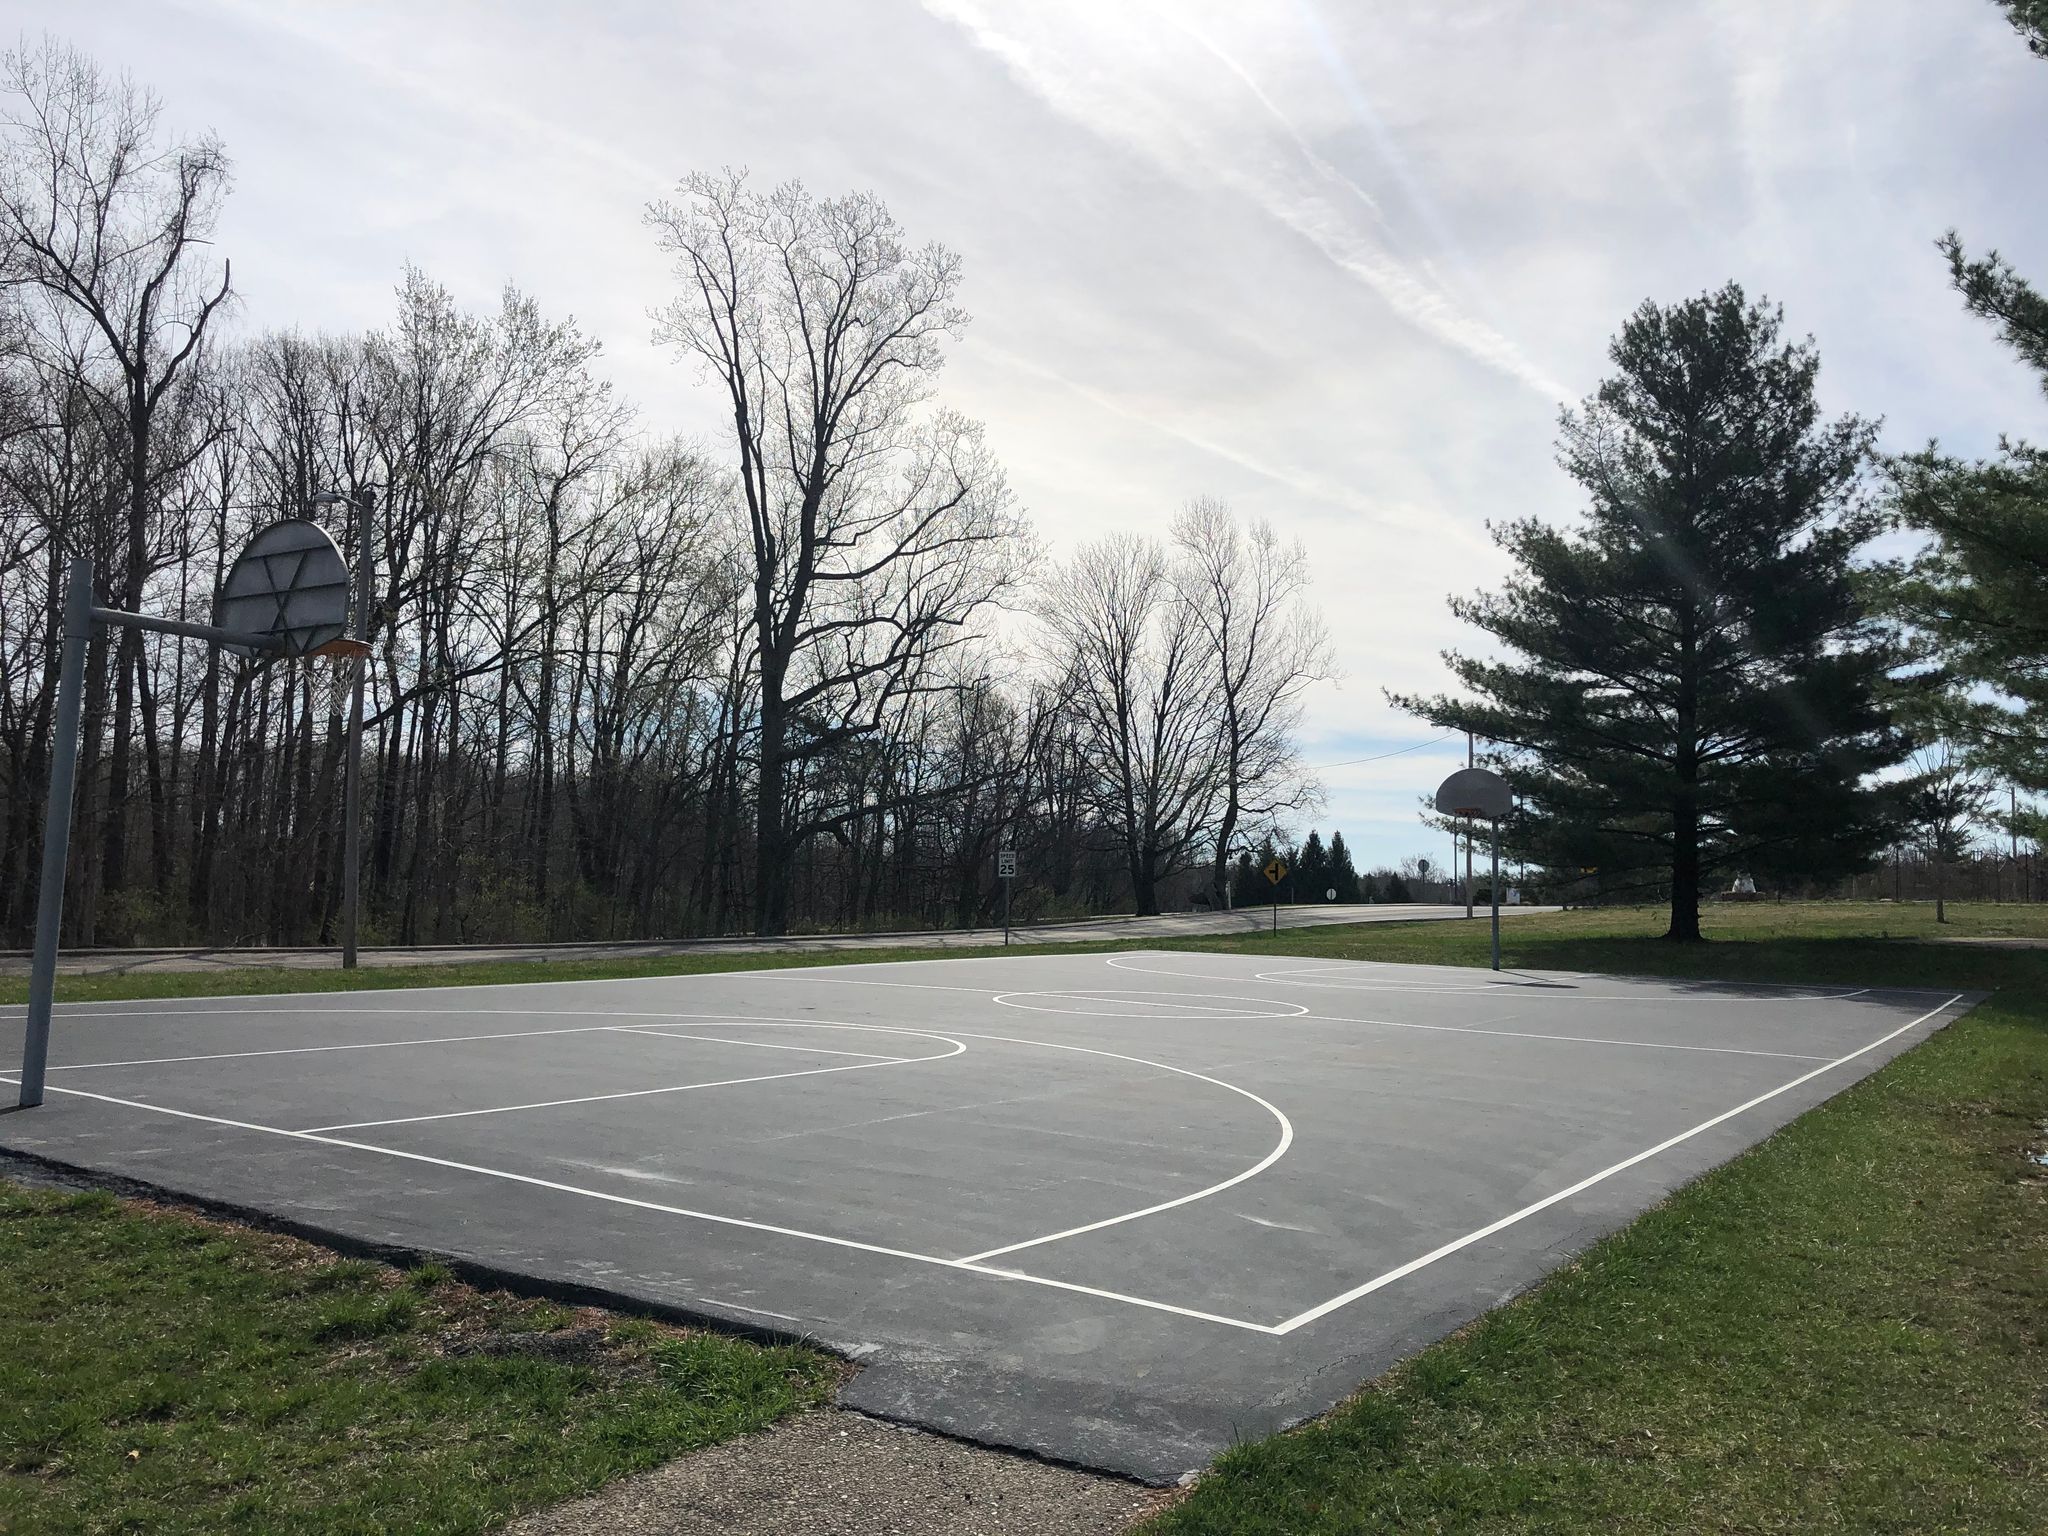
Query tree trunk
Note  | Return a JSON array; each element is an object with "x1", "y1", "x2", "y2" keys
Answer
[
  {"x1": 137, "y1": 656, "x2": 172, "y2": 897},
  {"x1": 754, "y1": 694, "x2": 790, "y2": 936},
  {"x1": 1211, "y1": 791, "x2": 1239, "y2": 912},
  {"x1": 1132, "y1": 841, "x2": 1160, "y2": 917},
  {"x1": 1666, "y1": 607, "x2": 1704, "y2": 942},
  {"x1": 103, "y1": 407, "x2": 153, "y2": 900},
  {"x1": 1668, "y1": 796, "x2": 1703, "y2": 941}
]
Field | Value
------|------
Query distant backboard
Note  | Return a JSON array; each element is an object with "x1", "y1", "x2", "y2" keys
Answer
[
  {"x1": 214, "y1": 520, "x2": 350, "y2": 659},
  {"x1": 1434, "y1": 766, "x2": 1513, "y2": 820}
]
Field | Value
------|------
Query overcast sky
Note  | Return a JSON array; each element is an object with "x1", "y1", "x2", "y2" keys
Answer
[{"x1": 26, "y1": 0, "x2": 2048, "y2": 873}]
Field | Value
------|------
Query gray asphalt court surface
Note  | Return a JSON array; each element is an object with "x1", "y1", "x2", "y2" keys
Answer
[{"x1": 0, "y1": 950, "x2": 1973, "y2": 1483}]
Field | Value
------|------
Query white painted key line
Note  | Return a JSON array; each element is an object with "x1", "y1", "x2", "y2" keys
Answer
[
  {"x1": 7, "y1": 1009, "x2": 1296, "y2": 1319},
  {"x1": 296, "y1": 1034, "x2": 969, "y2": 1134},
  {"x1": 0, "y1": 992, "x2": 1967, "y2": 1337},
  {"x1": 36, "y1": 1011, "x2": 958, "y2": 1073}
]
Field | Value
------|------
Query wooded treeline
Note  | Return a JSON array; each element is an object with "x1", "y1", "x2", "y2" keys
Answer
[{"x1": 0, "y1": 42, "x2": 1329, "y2": 947}]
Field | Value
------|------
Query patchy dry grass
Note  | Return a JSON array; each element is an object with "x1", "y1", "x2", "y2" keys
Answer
[{"x1": 0, "y1": 1191, "x2": 839, "y2": 1534}]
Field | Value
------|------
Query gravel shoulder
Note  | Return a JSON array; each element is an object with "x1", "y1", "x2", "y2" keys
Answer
[{"x1": 502, "y1": 1409, "x2": 1167, "y2": 1536}]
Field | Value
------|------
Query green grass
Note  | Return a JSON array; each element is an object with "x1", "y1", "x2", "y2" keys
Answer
[
  {"x1": 0, "y1": 1191, "x2": 839, "y2": 1535},
  {"x1": 1142, "y1": 902, "x2": 2048, "y2": 1534}
]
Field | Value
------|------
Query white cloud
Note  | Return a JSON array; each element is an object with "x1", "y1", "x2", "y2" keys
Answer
[{"x1": 922, "y1": 0, "x2": 1569, "y2": 399}]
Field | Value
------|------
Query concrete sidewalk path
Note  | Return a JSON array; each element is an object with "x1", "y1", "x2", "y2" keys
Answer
[{"x1": 2, "y1": 902, "x2": 1553, "y2": 977}]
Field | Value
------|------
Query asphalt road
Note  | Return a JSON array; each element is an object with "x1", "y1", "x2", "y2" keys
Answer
[{"x1": 1, "y1": 902, "x2": 1553, "y2": 976}]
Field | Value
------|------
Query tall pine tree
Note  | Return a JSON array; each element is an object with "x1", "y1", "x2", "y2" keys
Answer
[
  {"x1": 1395, "y1": 285, "x2": 1904, "y2": 941},
  {"x1": 1327, "y1": 830, "x2": 1362, "y2": 902},
  {"x1": 1296, "y1": 830, "x2": 1331, "y2": 898},
  {"x1": 1881, "y1": 10, "x2": 2048, "y2": 788}
]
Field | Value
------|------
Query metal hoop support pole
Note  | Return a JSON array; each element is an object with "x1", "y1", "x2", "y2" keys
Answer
[
  {"x1": 21, "y1": 559, "x2": 93, "y2": 1107},
  {"x1": 1490, "y1": 816, "x2": 1503, "y2": 972},
  {"x1": 340, "y1": 488, "x2": 375, "y2": 969}
]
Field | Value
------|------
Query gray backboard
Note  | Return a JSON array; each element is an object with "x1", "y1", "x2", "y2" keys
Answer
[{"x1": 214, "y1": 519, "x2": 350, "y2": 658}]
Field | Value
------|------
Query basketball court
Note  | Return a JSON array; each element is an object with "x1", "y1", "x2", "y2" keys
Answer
[{"x1": 0, "y1": 950, "x2": 1971, "y2": 1482}]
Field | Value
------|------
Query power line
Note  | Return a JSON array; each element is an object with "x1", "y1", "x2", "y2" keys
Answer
[{"x1": 1309, "y1": 733, "x2": 1458, "y2": 771}]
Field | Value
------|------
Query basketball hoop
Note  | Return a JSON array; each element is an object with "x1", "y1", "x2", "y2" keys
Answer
[
  {"x1": 307, "y1": 636, "x2": 372, "y2": 660},
  {"x1": 1433, "y1": 767, "x2": 1513, "y2": 822},
  {"x1": 213, "y1": 519, "x2": 351, "y2": 660},
  {"x1": 1433, "y1": 765, "x2": 1515, "y2": 973}
]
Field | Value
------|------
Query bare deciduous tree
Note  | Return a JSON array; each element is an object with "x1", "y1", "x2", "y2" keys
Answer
[
  {"x1": 1171, "y1": 497, "x2": 1331, "y2": 908},
  {"x1": 1, "y1": 37, "x2": 234, "y2": 899},
  {"x1": 647, "y1": 170, "x2": 1027, "y2": 934},
  {"x1": 1039, "y1": 533, "x2": 1218, "y2": 917}
]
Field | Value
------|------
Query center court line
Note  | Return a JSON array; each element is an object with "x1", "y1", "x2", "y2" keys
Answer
[
  {"x1": 605, "y1": 1027, "x2": 905, "y2": 1061},
  {"x1": 297, "y1": 1038, "x2": 968, "y2": 1133},
  {"x1": 991, "y1": 989, "x2": 1308, "y2": 1019},
  {"x1": 0, "y1": 1074, "x2": 1277, "y2": 1335}
]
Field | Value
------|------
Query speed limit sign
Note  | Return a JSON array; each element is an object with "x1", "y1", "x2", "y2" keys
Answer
[{"x1": 997, "y1": 850, "x2": 1017, "y2": 879}]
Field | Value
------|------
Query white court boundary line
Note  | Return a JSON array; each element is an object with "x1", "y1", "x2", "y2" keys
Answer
[
  {"x1": 11, "y1": 1007, "x2": 1295, "y2": 1302},
  {"x1": 1292, "y1": 1014, "x2": 1831, "y2": 1063},
  {"x1": 0, "y1": 940, "x2": 1943, "y2": 1020},
  {"x1": 36, "y1": 1011, "x2": 969, "y2": 1073},
  {"x1": 990, "y1": 989, "x2": 1309, "y2": 1021},
  {"x1": 0, "y1": 1073, "x2": 1274, "y2": 1334},
  {"x1": 791, "y1": 961, "x2": 1833, "y2": 1063},
  {"x1": 299, "y1": 1032, "x2": 969, "y2": 1134},
  {"x1": 0, "y1": 993, "x2": 1967, "y2": 1336},
  {"x1": 0, "y1": 944, "x2": 1134, "y2": 1018},
  {"x1": 609, "y1": 1028, "x2": 904, "y2": 1060},
  {"x1": 1265, "y1": 991, "x2": 1965, "y2": 1333}
]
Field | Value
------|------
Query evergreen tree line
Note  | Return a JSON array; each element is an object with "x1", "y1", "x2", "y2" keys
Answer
[
  {"x1": 0, "y1": 41, "x2": 1329, "y2": 947},
  {"x1": 1222, "y1": 829, "x2": 1440, "y2": 908},
  {"x1": 1397, "y1": 0, "x2": 2048, "y2": 939}
]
